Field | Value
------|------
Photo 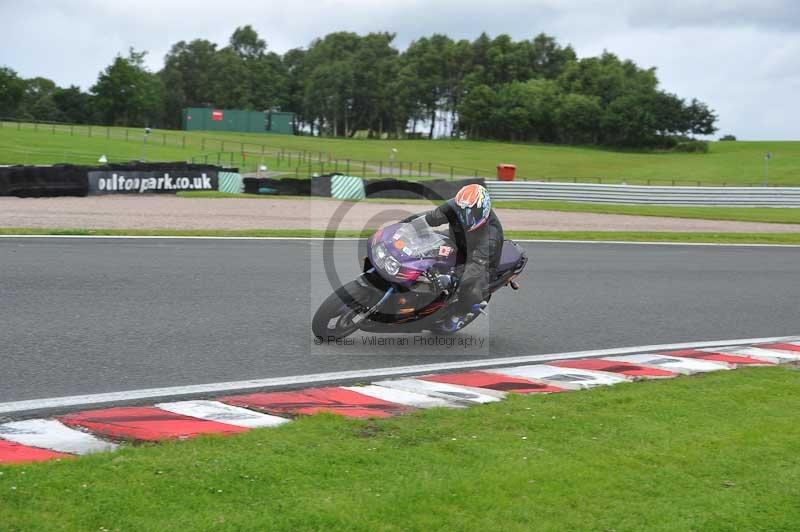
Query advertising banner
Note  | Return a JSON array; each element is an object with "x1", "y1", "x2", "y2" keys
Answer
[{"x1": 87, "y1": 170, "x2": 218, "y2": 194}]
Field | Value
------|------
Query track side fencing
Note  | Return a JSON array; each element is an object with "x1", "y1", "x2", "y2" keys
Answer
[{"x1": 486, "y1": 181, "x2": 800, "y2": 207}]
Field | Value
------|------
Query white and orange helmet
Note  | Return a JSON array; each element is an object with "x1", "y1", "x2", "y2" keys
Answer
[{"x1": 453, "y1": 184, "x2": 492, "y2": 231}]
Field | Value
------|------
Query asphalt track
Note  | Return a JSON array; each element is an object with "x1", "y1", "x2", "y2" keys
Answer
[{"x1": 1, "y1": 237, "x2": 799, "y2": 403}]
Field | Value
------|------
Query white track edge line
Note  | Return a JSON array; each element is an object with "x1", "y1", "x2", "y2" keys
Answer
[
  {"x1": 1, "y1": 235, "x2": 800, "y2": 247},
  {"x1": 1, "y1": 335, "x2": 795, "y2": 415}
]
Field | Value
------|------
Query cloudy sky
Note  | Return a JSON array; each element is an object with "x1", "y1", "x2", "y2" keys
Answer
[{"x1": 1, "y1": 0, "x2": 798, "y2": 139}]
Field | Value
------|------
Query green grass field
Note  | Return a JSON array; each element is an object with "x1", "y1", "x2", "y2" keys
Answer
[
  {"x1": 2, "y1": 120, "x2": 799, "y2": 185},
  {"x1": 494, "y1": 200, "x2": 800, "y2": 224},
  {"x1": 1, "y1": 367, "x2": 798, "y2": 531}
]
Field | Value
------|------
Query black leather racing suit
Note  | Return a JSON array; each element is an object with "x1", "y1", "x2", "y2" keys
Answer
[{"x1": 412, "y1": 199, "x2": 504, "y2": 317}]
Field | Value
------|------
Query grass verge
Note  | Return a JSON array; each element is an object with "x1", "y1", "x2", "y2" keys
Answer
[
  {"x1": 2, "y1": 227, "x2": 800, "y2": 244},
  {"x1": 1, "y1": 367, "x2": 799, "y2": 531},
  {"x1": 495, "y1": 200, "x2": 800, "y2": 225},
  {"x1": 176, "y1": 192, "x2": 800, "y2": 225}
]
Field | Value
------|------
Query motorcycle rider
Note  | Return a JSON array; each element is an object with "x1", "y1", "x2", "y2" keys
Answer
[{"x1": 404, "y1": 183, "x2": 503, "y2": 332}]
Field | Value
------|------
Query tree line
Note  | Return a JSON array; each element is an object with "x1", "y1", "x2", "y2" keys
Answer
[{"x1": 0, "y1": 26, "x2": 717, "y2": 148}]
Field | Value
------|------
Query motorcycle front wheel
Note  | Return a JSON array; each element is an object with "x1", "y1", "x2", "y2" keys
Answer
[{"x1": 312, "y1": 281, "x2": 380, "y2": 341}]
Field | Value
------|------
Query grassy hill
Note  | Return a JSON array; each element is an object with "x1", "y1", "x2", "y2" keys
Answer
[{"x1": 1, "y1": 120, "x2": 799, "y2": 185}]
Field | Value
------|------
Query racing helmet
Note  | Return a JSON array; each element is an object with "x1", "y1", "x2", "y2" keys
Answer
[{"x1": 453, "y1": 184, "x2": 491, "y2": 231}]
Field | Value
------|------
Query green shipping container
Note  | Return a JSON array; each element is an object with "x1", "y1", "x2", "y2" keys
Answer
[
  {"x1": 182, "y1": 108, "x2": 294, "y2": 135},
  {"x1": 266, "y1": 111, "x2": 294, "y2": 135}
]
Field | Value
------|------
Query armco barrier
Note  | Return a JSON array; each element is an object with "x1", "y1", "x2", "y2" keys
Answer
[{"x1": 485, "y1": 181, "x2": 800, "y2": 207}]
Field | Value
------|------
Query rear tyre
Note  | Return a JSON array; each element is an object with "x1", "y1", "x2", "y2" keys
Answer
[{"x1": 312, "y1": 281, "x2": 381, "y2": 341}]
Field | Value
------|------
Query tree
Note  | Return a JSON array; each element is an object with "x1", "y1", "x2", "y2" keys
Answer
[
  {"x1": 602, "y1": 93, "x2": 660, "y2": 146},
  {"x1": 445, "y1": 39, "x2": 474, "y2": 136},
  {"x1": 684, "y1": 98, "x2": 718, "y2": 136},
  {"x1": 465, "y1": 33, "x2": 493, "y2": 93},
  {"x1": 2, "y1": 29, "x2": 717, "y2": 148},
  {"x1": 403, "y1": 35, "x2": 453, "y2": 138},
  {"x1": 493, "y1": 79, "x2": 560, "y2": 142},
  {"x1": 160, "y1": 39, "x2": 218, "y2": 127},
  {"x1": 91, "y1": 49, "x2": 163, "y2": 126},
  {"x1": 555, "y1": 93, "x2": 602, "y2": 144},
  {"x1": 457, "y1": 84, "x2": 496, "y2": 138},
  {"x1": 558, "y1": 52, "x2": 657, "y2": 106},
  {"x1": 28, "y1": 94, "x2": 60, "y2": 121},
  {"x1": 254, "y1": 52, "x2": 289, "y2": 110},
  {"x1": 485, "y1": 34, "x2": 518, "y2": 86},
  {"x1": 650, "y1": 91, "x2": 687, "y2": 136},
  {"x1": 388, "y1": 63, "x2": 423, "y2": 137},
  {"x1": 229, "y1": 26, "x2": 289, "y2": 112},
  {"x1": 0, "y1": 67, "x2": 27, "y2": 117},
  {"x1": 283, "y1": 47, "x2": 308, "y2": 131},
  {"x1": 528, "y1": 33, "x2": 576, "y2": 79},
  {"x1": 52, "y1": 86, "x2": 92, "y2": 123},
  {"x1": 16, "y1": 77, "x2": 58, "y2": 120},
  {"x1": 230, "y1": 25, "x2": 266, "y2": 60},
  {"x1": 305, "y1": 60, "x2": 354, "y2": 136},
  {"x1": 302, "y1": 32, "x2": 362, "y2": 136},
  {"x1": 351, "y1": 33, "x2": 399, "y2": 136},
  {"x1": 209, "y1": 47, "x2": 253, "y2": 109}
]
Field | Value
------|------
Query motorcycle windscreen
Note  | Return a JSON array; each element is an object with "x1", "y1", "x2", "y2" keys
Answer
[{"x1": 390, "y1": 218, "x2": 455, "y2": 259}]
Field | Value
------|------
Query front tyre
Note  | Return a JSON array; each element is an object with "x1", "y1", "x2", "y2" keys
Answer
[{"x1": 312, "y1": 281, "x2": 379, "y2": 341}]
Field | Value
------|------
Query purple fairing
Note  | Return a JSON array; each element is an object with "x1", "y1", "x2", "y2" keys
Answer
[{"x1": 367, "y1": 221, "x2": 458, "y2": 287}]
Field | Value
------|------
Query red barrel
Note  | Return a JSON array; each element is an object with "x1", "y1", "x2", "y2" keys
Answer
[{"x1": 496, "y1": 164, "x2": 516, "y2": 181}]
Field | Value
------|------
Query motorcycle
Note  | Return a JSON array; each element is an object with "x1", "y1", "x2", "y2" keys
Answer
[{"x1": 312, "y1": 217, "x2": 528, "y2": 340}]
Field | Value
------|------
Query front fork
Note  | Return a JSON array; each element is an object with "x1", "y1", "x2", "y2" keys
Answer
[{"x1": 351, "y1": 285, "x2": 394, "y2": 325}]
